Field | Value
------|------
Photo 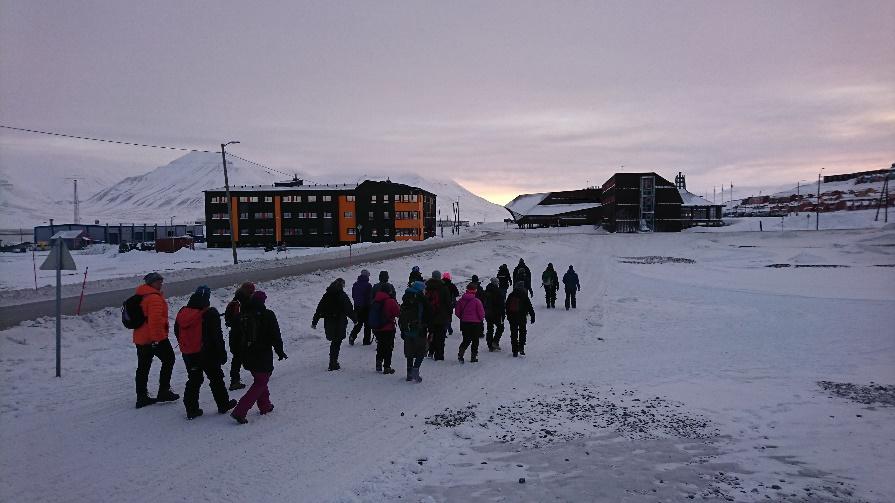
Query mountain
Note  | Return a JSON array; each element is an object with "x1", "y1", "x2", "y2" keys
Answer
[{"x1": 81, "y1": 151, "x2": 287, "y2": 224}]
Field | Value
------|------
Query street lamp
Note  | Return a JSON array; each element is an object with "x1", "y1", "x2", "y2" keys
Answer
[{"x1": 221, "y1": 141, "x2": 240, "y2": 264}]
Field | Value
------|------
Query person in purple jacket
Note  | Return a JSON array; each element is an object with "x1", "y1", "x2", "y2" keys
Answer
[
  {"x1": 349, "y1": 269, "x2": 374, "y2": 345},
  {"x1": 455, "y1": 283, "x2": 486, "y2": 363}
]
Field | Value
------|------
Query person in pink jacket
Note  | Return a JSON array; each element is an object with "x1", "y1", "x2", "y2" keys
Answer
[
  {"x1": 455, "y1": 283, "x2": 485, "y2": 363},
  {"x1": 371, "y1": 290, "x2": 401, "y2": 374}
]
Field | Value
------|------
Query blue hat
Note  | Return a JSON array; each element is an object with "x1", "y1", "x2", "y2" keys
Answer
[
  {"x1": 195, "y1": 285, "x2": 211, "y2": 299},
  {"x1": 410, "y1": 281, "x2": 425, "y2": 293}
]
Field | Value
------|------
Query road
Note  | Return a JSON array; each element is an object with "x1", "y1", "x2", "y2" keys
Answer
[{"x1": 0, "y1": 231, "x2": 498, "y2": 329}]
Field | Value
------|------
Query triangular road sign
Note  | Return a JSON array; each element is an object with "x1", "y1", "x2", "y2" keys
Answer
[{"x1": 41, "y1": 242, "x2": 77, "y2": 271}]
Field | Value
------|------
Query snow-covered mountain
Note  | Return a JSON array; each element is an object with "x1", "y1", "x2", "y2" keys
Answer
[{"x1": 81, "y1": 151, "x2": 288, "y2": 224}]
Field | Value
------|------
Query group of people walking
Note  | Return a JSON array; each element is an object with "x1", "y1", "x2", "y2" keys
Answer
[
  {"x1": 127, "y1": 258, "x2": 580, "y2": 423},
  {"x1": 127, "y1": 273, "x2": 286, "y2": 424}
]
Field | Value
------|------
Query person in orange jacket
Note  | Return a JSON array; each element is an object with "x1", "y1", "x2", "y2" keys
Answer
[{"x1": 133, "y1": 272, "x2": 179, "y2": 409}]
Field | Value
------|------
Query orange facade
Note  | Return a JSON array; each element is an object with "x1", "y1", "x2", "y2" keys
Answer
[
  {"x1": 394, "y1": 200, "x2": 424, "y2": 241},
  {"x1": 274, "y1": 196, "x2": 282, "y2": 242},
  {"x1": 230, "y1": 196, "x2": 239, "y2": 242},
  {"x1": 337, "y1": 196, "x2": 357, "y2": 242}
]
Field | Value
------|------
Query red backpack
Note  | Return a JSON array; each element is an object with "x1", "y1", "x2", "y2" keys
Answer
[{"x1": 176, "y1": 307, "x2": 207, "y2": 355}]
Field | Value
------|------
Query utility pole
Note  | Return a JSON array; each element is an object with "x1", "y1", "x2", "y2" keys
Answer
[
  {"x1": 73, "y1": 179, "x2": 79, "y2": 224},
  {"x1": 875, "y1": 163, "x2": 893, "y2": 223},
  {"x1": 816, "y1": 171, "x2": 821, "y2": 230},
  {"x1": 221, "y1": 141, "x2": 240, "y2": 264}
]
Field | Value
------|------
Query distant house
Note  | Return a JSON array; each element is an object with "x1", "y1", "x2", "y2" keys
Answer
[
  {"x1": 50, "y1": 230, "x2": 90, "y2": 250},
  {"x1": 504, "y1": 188, "x2": 602, "y2": 228},
  {"x1": 34, "y1": 223, "x2": 205, "y2": 245}
]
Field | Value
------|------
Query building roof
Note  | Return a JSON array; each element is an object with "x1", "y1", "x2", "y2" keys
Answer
[
  {"x1": 678, "y1": 188, "x2": 714, "y2": 207},
  {"x1": 505, "y1": 192, "x2": 601, "y2": 219},
  {"x1": 51, "y1": 230, "x2": 87, "y2": 239},
  {"x1": 207, "y1": 183, "x2": 357, "y2": 192}
]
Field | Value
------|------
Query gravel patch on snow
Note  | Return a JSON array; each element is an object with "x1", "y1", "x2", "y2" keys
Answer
[
  {"x1": 618, "y1": 256, "x2": 697, "y2": 265},
  {"x1": 818, "y1": 381, "x2": 895, "y2": 407}
]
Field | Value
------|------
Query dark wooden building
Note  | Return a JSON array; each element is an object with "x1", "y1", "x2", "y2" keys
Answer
[
  {"x1": 601, "y1": 173, "x2": 683, "y2": 232},
  {"x1": 204, "y1": 179, "x2": 436, "y2": 248}
]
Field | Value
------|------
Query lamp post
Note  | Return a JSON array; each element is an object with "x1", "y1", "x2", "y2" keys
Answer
[
  {"x1": 221, "y1": 141, "x2": 240, "y2": 264},
  {"x1": 816, "y1": 169, "x2": 823, "y2": 231},
  {"x1": 796, "y1": 180, "x2": 807, "y2": 215}
]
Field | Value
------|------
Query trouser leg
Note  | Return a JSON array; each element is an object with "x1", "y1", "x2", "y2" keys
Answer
[
  {"x1": 135, "y1": 344, "x2": 154, "y2": 397},
  {"x1": 253, "y1": 371, "x2": 272, "y2": 411},
  {"x1": 205, "y1": 363, "x2": 231, "y2": 409},
  {"x1": 565, "y1": 291, "x2": 571, "y2": 310},
  {"x1": 458, "y1": 329, "x2": 471, "y2": 357},
  {"x1": 470, "y1": 325, "x2": 481, "y2": 358},
  {"x1": 183, "y1": 358, "x2": 203, "y2": 412},
  {"x1": 380, "y1": 332, "x2": 395, "y2": 368},
  {"x1": 233, "y1": 371, "x2": 269, "y2": 418},
  {"x1": 520, "y1": 323, "x2": 528, "y2": 350},
  {"x1": 230, "y1": 351, "x2": 243, "y2": 383},
  {"x1": 154, "y1": 339, "x2": 176, "y2": 393},
  {"x1": 494, "y1": 321, "x2": 504, "y2": 345},
  {"x1": 486, "y1": 320, "x2": 495, "y2": 349},
  {"x1": 434, "y1": 325, "x2": 446, "y2": 359},
  {"x1": 571, "y1": 291, "x2": 577, "y2": 309},
  {"x1": 509, "y1": 322, "x2": 520, "y2": 353},
  {"x1": 329, "y1": 338, "x2": 342, "y2": 365}
]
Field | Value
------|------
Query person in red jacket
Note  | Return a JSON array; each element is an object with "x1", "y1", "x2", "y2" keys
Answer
[
  {"x1": 174, "y1": 286, "x2": 237, "y2": 420},
  {"x1": 133, "y1": 272, "x2": 179, "y2": 409},
  {"x1": 371, "y1": 289, "x2": 401, "y2": 374},
  {"x1": 455, "y1": 283, "x2": 486, "y2": 363}
]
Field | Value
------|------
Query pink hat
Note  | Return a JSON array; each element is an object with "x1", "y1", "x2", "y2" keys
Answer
[{"x1": 442, "y1": 272, "x2": 452, "y2": 281}]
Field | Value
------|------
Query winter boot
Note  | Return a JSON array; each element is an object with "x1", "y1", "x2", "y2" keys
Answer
[
  {"x1": 470, "y1": 355, "x2": 478, "y2": 363},
  {"x1": 520, "y1": 345, "x2": 526, "y2": 356},
  {"x1": 156, "y1": 389, "x2": 180, "y2": 402},
  {"x1": 376, "y1": 360, "x2": 383, "y2": 372},
  {"x1": 328, "y1": 361, "x2": 341, "y2": 371},
  {"x1": 229, "y1": 380, "x2": 246, "y2": 391},
  {"x1": 231, "y1": 412, "x2": 248, "y2": 424},
  {"x1": 187, "y1": 408, "x2": 204, "y2": 420},
  {"x1": 260, "y1": 404, "x2": 275, "y2": 415},
  {"x1": 412, "y1": 367, "x2": 422, "y2": 383},
  {"x1": 383, "y1": 367, "x2": 395, "y2": 375},
  {"x1": 406, "y1": 368, "x2": 413, "y2": 381},
  {"x1": 135, "y1": 395, "x2": 157, "y2": 409},
  {"x1": 458, "y1": 355, "x2": 465, "y2": 364},
  {"x1": 218, "y1": 399, "x2": 238, "y2": 414},
  {"x1": 348, "y1": 334, "x2": 357, "y2": 345}
]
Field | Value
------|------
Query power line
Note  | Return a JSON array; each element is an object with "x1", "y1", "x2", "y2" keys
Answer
[
  {"x1": 0, "y1": 124, "x2": 213, "y2": 153},
  {"x1": 0, "y1": 123, "x2": 295, "y2": 181}
]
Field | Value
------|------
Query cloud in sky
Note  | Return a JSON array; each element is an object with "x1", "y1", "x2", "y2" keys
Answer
[{"x1": 1, "y1": 0, "x2": 892, "y2": 204}]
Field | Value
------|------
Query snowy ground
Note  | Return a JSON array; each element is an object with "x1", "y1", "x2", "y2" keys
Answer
[
  {"x1": 696, "y1": 209, "x2": 891, "y2": 233},
  {"x1": 1, "y1": 226, "x2": 893, "y2": 502}
]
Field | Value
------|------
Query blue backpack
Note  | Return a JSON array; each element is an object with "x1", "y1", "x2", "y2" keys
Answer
[{"x1": 368, "y1": 299, "x2": 386, "y2": 330}]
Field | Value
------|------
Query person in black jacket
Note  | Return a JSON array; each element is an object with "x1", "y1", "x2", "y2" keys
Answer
[
  {"x1": 371, "y1": 270, "x2": 397, "y2": 300},
  {"x1": 541, "y1": 263, "x2": 559, "y2": 308},
  {"x1": 496, "y1": 264, "x2": 512, "y2": 293},
  {"x1": 562, "y1": 265, "x2": 581, "y2": 310},
  {"x1": 505, "y1": 283, "x2": 535, "y2": 357},
  {"x1": 223, "y1": 281, "x2": 255, "y2": 390},
  {"x1": 484, "y1": 278, "x2": 506, "y2": 351},
  {"x1": 407, "y1": 266, "x2": 424, "y2": 287},
  {"x1": 512, "y1": 259, "x2": 534, "y2": 298},
  {"x1": 231, "y1": 291, "x2": 287, "y2": 424},
  {"x1": 442, "y1": 272, "x2": 460, "y2": 336},
  {"x1": 424, "y1": 271, "x2": 451, "y2": 360},
  {"x1": 174, "y1": 286, "x2": 237, "y2": 420},
  {"x1": 312, "y1": 278, "x2": 357, "y2": 371}
]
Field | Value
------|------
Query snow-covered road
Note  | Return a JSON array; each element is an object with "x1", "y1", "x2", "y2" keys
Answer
[{"x1": 1, "y1": 227, "x2": 893, "y2": 502}]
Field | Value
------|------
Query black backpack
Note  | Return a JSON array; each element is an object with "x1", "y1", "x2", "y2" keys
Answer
[
  {"x1": 425, "y1": 287, "x2": 441, "y2": 313},
  {"x1": 368, "y1": 298, "x2": 386, "y2": 330},
  {"x1": 399, "y1": 294, "x2": 424, "y2": 338},
  {"x1": 239, "y1": 310, "x2": 262, "y2": 350},
  {"x1": 506, "y1": 294, "x2": 522, "y2": 316},
  {"x1": 121, "y1": 294, "x2": 147, "y2": 329}
]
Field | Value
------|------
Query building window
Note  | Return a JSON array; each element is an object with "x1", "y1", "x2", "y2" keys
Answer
[
  {"x1": 410, "y1": 194, "x2": 418, "y2": 202},
  {"x1": 369, "y1": 211, "x2": 375, "y2": 219},
  {"x1": 307, "y1": 195, "x2": 317, "y2": 203},
  {"x1": 384, "y1": 228, "x2": 391, "y2": 237},
  {"x1": 347, "y1": 228, "x2": 356, "y2": 235},
  {"x1": 323, "y1": 212, "x2": 333, "y2": 219},
  {"x1": 240, "y1": 229, "x2": 250, "y2": 236},
  {"x1": 383, "y1": 211, "x2": 390, "y2": 219},
  {"x1": 239, "y1": 196, "x2": 249, "y2": 203},
  {"x1": 371, "y1": 229, "x2": 378, "y2": 237},
  {"x1": 239, "y1": 212, "x2": 249, "y2": 220},
  {"x1": 322, "y1": 195, "x2": 332, "y2": 202},
  {"x1": 254, "y1": 212, "x2": 273, "y2": 219},
  {"x1": 294, "y1": 195, "x2": 302, "y2": 203},
  {"x1": 283, "y1": 212, "x2": 292, "y2": 219},
  {"x1": 257, "y1": 228, "x2": 274, "y2": 236},
  {"x1": 282, "y1": 196, "x2": 292, "y2": 203},
  {"x1": 343, "y1": 211, "x2": 353, "y2": 218},
  {"x1": 264, "y1": 196, "x2": 273, "y2": 203},
  {"x1": 250, "y1": 196, "x2": 259, "y2": 203},
  {"x1": 383, "y1": 194, "x2": 390, "y2": 202},
  {"x1": 309, "y1": 228, "x2": 318, "y2": 235},
  {"x1": 371, "y1": 195, "x2": 377, "y2": 203},
  {"x1": 346, "y1": 195, "x2": 355, "y2": 202},
  {"x1": 309, "y1": 212, "x2": 318, "y2": 219}
]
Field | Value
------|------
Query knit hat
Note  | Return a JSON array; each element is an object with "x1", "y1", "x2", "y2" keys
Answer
[
  {"x1": 251, "y1": 291, "x2": 267, "y2": 304},
  {"x1": 490, "y1": 277, "x2": 498, "y2": 286},
  {"x1": 467, "y1": 283, "x2": 478, "y2": 292},
  {"x1": 379, "y1": 271, "x2": 389, "y2": 282},
  {"x1": 143, "y1": 272, "x2": 163, "y2": 284},
  {"x1": 431, "y1": 270, "x2": 442, "y2": 280},
  {"x1": 410, "y1": 281, "x2": 426, "y2": 293},
  {"x1": 471, "y1": 274, "x2": 479, "y2": 283},
  {"x1": 360, "y1": 269, "x2": 370, "y2": 277},
  {"x1": 194, "y1": 285, "x2": 211, "y2": 299},
  {"x1": 443, "y1": 272, "x2": 452, "y2": 281},
  {"x1": 331, "y1": 278, "x2": 346, "y2": 289},
  {"x1": 412, "y1": 266, "x2": 420, "y2": 273}
]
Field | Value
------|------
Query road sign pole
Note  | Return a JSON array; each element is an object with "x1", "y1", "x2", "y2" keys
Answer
[{"x1": 55, "y1": 240, "x2": 61, "y2": 377}]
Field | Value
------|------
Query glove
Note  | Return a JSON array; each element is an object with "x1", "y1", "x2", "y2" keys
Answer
[
  {"x1": 277, "y1": 351, "x2": 288, "y2": 361},
  {"x1": 311, "y1": 322, "x2": 317, "y2": 329},
  {"x1": 530, "y1": 316, "x2": 536, "y2": 324}
]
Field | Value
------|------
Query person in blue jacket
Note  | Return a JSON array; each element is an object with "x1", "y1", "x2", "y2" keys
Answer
[{"x1": 562, "y1": 265, "x2": 581, "y2": 310}]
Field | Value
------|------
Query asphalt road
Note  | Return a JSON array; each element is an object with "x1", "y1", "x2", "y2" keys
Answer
[{"x1": 0, "y1": 232, "x2": 496, "y2": 329}]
